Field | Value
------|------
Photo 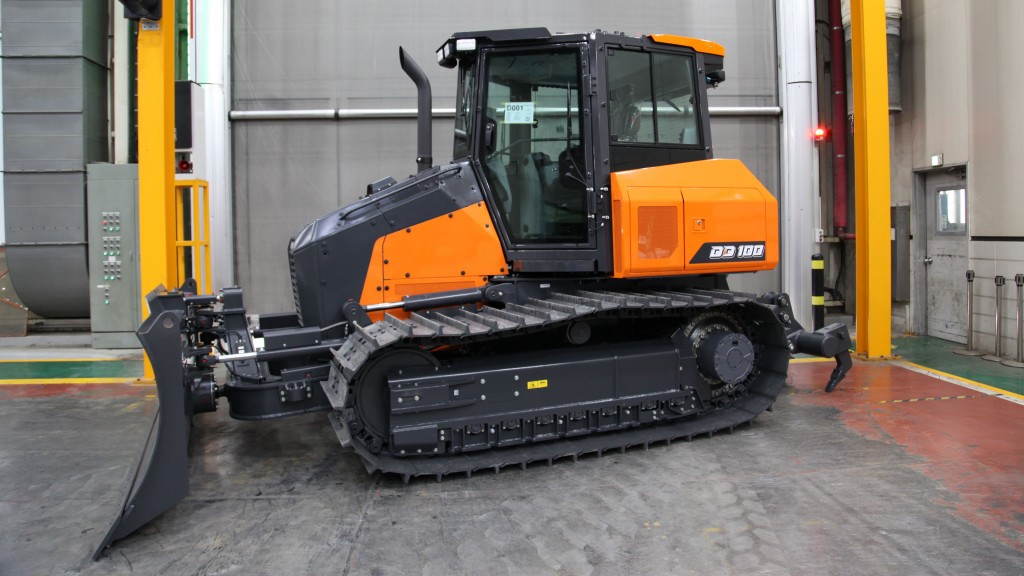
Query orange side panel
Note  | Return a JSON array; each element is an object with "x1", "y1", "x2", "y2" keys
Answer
[
  {"x1": 381, "y1": 201, "x2": 507, "y2": 300},
  {"x1": 647, "y1": 34, "x2": 725, "y2": 57},
  {"x1": 610, "y1": 159, "x2": 779, "y2": 279},
  {"x1": 393, "y1": 281, "x2": 477, "y2": 297}
]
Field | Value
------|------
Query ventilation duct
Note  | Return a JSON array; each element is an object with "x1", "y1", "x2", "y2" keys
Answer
[
  {"x1": 1, "y1": 0, "x2": 108, "y2": 317},
  {"x1": 842, "y1": 0, "x2": 903, "y2": 114}
]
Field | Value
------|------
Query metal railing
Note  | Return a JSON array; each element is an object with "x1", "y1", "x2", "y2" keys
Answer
[{"x1": 174, "y1": 179, "x2": 212, "y2": 295}]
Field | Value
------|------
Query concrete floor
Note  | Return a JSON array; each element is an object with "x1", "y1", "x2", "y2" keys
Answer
[{"x1": 2, "y1": 359, "x2": 1023, "y2": 575}]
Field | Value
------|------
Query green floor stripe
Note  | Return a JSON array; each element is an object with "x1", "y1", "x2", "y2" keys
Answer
[
  {"x1": 892, "y1": 336, "x2": 1024, "y2": 397},
  {"x1": 0, "y1": 360, "x2": 143, "y2": 380}
]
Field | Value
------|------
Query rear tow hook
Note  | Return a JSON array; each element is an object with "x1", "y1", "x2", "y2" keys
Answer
[{"x1": 789, "y1": 323, "x2": 854, "y2": 392}]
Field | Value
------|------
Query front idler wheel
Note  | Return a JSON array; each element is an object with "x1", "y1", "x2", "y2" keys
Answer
[{"x1": 349, "y1": 347, "x2": 438, "y2": 454}]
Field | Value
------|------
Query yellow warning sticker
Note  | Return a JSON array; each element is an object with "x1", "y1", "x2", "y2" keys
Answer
[{"x1": 527, "y1": 379, "x2": 548, "y2": 390}]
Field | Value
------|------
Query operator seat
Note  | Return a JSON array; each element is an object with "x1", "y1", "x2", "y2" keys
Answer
[
  {"x1": 610, "y1": 86, "x2": 641, "y2": 142},
  {"x1": 509, "y1": 153, "x2": 544, "y2": 240}
]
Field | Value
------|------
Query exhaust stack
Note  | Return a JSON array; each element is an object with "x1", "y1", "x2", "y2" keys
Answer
[{"x1": 399, "y1": 47, "x2": 433, "y2": 173}]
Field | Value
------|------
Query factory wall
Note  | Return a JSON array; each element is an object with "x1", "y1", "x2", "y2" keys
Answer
[
  {"x1": 890, "y1": 0, "x2": 1024, "y2": 352},
  {"x1": 230, "y1": 0, "x2": 782, "y2": 312},
  {"x1": 0, "y1": 0, "x2": 107, "y2": 318}
]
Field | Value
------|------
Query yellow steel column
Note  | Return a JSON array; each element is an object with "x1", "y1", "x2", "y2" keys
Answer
[
  {"x1": 137, "y1": 4, "x2": 177, "y2": 379},
  {"x1": 850, "y1": 0, "x2": 892, "y2": 358}
]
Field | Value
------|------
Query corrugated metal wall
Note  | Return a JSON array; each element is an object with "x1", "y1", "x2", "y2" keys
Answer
[
  {"x1": 231, "y1": 1, "x2": 781, "y2": 311},
  {"x1": 1, "y1": 0, "x2": 108, "y2": 317}
]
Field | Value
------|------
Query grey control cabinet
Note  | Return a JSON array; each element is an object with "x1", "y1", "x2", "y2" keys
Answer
[{"x1": 87, "y1": 164, "x2": 142, "y2": 348}]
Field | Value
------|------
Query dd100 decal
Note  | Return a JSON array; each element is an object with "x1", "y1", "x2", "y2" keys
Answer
[{"x1": 689, "y1": 242, "x2": 767, "y2": 264}]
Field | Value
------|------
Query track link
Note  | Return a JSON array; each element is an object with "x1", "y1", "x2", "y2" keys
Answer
[{"x1": 321, "y1": 287, "x2": 791, "y2": 480}]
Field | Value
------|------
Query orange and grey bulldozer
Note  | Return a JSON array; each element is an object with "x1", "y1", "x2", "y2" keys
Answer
[{"x1": 95, "y1": 28, "x2": 851, "y2": 558}]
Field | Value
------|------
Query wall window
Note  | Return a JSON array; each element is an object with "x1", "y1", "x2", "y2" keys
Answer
[{"x1": 936, "y1": 187, "x2": 966, "y2": 235}]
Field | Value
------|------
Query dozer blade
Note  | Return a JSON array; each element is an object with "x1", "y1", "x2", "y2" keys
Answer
[{"x1": 93, "y1": 293, "x2": 190, "y2": 559}]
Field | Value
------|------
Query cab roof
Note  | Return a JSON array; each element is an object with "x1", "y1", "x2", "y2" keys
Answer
[{"x1": 437, "y1": 28, "x2": 725, "y2": 68}]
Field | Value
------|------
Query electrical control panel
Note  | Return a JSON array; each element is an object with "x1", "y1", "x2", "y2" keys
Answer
[{"x1": 86, "y1": 164, "x2": 141, "y2": 348}]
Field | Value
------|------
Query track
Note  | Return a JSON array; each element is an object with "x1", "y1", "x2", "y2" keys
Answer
[{"x1": 320, "y1": 287, "x2": 794, "y2": 481}]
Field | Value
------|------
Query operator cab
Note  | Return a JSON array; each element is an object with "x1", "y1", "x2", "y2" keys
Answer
[{"x1": 438, "y1": 29, "x2": 724, "y2": 275}]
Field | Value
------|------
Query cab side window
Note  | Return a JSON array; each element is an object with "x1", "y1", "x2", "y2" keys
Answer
[{"x1": 607, "y1": 49, "x2": 700, "y2": 146}]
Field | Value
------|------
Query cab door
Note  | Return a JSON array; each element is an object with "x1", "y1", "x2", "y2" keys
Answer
[{"x1": 474, "y1": 43, "x2": 603, "y2": 274}]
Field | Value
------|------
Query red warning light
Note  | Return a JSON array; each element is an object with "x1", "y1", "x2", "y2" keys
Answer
[
  {"x1": 177, "y1": 159, "x2": 193, "y2": 173},
  {"x1": 813, "y1": 126, "x2": 828, "y2": 142}
]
